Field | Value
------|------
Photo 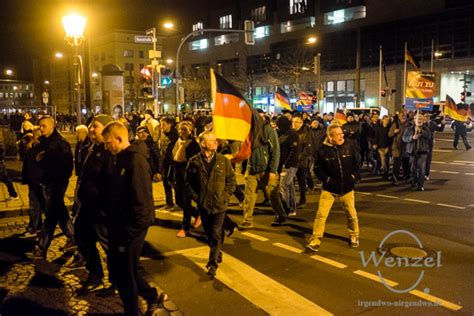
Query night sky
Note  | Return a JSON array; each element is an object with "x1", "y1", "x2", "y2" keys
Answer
[{"x1": 1, "y1": 0, "x2": 220, "y2": 80}]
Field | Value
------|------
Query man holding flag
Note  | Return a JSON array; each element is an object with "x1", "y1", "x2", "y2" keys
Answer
[
  {"x1": 209, "y1": 69, "x2": 287, "y2": 229},
  {"x1": 445, "y1": 95, "x2": 472, "y2": 150}
]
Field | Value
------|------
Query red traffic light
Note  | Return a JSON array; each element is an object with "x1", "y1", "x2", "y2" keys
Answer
[{"x1": 140, "y1": 66, "x2": 153, "y2": 79}]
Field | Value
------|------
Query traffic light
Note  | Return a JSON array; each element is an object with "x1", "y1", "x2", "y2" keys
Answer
[
  {"x1": 461, "y1": 91, "x2": 471, "y2": 102},
  {"x1": 244, "y1": 20, "x2": 255, "y2": 45},
  {"x1": 140, "y1": 65, "x2": 153, "y2": 79}
]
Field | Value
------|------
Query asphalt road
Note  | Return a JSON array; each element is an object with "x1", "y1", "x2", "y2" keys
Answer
[{"x1": 140, "y1": 130, "x2": 473, "y2": 316}]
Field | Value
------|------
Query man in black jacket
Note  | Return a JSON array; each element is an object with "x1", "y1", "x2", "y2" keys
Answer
[
  {"x1": 306, "y1": 124, "x2": 360, "y2": 252},
  {"x1": 185, "y1": 131, "x2": 236, "y2": 278},
  {"x1": 74, "y1": 114, "x2": 114, "y2": 295},
  {"x1": 28, "y1": 116, "x2": 74, "y2": 259},
  {"x1": 292, "y1": 115, "x2": 313, "y2": 209},
  {"x1": 158, "y1": 116, "x2": 179, "y2": 210},
  {"x1": 103, "y1": 122, "x2": 162, "y2": 316}
]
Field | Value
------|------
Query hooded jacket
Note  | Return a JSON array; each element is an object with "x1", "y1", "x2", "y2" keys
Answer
[
  {"x1": 314, "y1": 137, "x2": 359, "y2": 195},
  {"x1": 105, "y1": 141, "x2": 154, "y2": 245},
  {"x1": 276, "y1": 117, "x2": 299, "y2": 172}
]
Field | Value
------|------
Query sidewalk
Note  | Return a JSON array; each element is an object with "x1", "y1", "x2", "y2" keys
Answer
[{"x1": 0, "y1": 174, "x2": 168, "y2": 218}]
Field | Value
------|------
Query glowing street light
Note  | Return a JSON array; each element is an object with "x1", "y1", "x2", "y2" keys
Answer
[
  {"x1": 5, "y1": 69, "x2": 13, "y2": 76},
  {"x1": 91, "y1": 72, "x2": 98, "y2": 78},
  {"x1": 307, "y1": 36, "x2": 317, "y2": 44},
  {"x1": 434, "y1": 51, "x2": 443, "y2": 58},
  {"x1": 55, "y1": 52, "x2": 64, "y2": 58},
  {"x1": 163, "y1": 22, "x2": 174, "y2": 29},
  {"x1": 166, "y1": 59, "x2": 173, "y2": 64},
  {"x1": 62, "y1": 13, "x2": 87, "y2": 125},
  {"x1": 44, "y1": 80, "x2": 50, "y2": 85}
]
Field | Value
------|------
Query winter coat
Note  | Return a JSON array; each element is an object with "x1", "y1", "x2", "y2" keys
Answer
[
  {"x1": 21, "y1": 143, "x2": 43, "y2": 185},
  {"x1": 374, "y1": 123, "x2": 392, "y2": 148},
  {"x1": 247, "y1": 124, "x2": 280, "y2": 175},
  {"x1": 74, "y1": 138, "x2": 90, "y2": 177},
  {"x1": 388, "y1": 121, "x2": 403, "y2": 158},
  {"x1": 186, "y1": 153, "x2": 236, "y2": 214},
  {"x1": 294, "y1": 125, "x2": 313, "y2": 168},
  {"x1": 314, "y1": 138, "x2": 360, "y2": 195},
  {"x1": 310, "y1": 126, "x2": 326, "y2": 153},
  {"x1": 159, "y1": 128, "x2": 179, "y2": 172},
  {"x1": 141, "y1": 136, "x2": 161, "y2": 175},
  {"x1": 170, "y1": 139, "x2": 201, "y2": 183},
  {"x1": 105, "y1": 141, "x2": 155, "y2": 246},
  {"x1": 276, "y1": 117, "x2": 299, "y2": 172},
  {"x1": 404, "y1": 123, "x2": 431, "y2": 155},
  {"x1": 37, "y1": 130, "x2": 73, "y2": 184}
]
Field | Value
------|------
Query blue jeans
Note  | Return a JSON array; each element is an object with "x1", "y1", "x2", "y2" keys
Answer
[
  {"x1": 410, "y1": 153, "x2": 427, "y2": 188},
  {"x1": 279, "y1": 167, "x2": 298, "y2": 213}
]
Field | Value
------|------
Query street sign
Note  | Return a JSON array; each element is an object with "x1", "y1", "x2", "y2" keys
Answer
[
  {"x1": 134, "y1": 35, "x2": 153, "y2": 44},
  {"x1": 161, "y1": 76, "x2": 172, "y2": 87},
  {"x1": 149, "y1": 50, "x2": 162, "y2": 59}
]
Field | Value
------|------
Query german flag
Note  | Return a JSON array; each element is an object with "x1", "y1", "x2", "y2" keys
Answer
[
  {"x1": 211, "y1": 68, "x2": 253, "y2": 142},
  {"x1": 274, "y1": 87, "x2": 291, "y2": 110},
  {"x1": 444, "y1": 94, "x2": 470, "y2": 122},
  {"x1": 334, "y1": 109, "x2": 347, "y2": 125},
  {"x1": 405, "y1": 45, "x2": 420, "y2": 70}
]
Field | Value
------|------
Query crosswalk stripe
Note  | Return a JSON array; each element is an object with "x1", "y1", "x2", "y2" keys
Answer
[
  {"x1": 465, "y1": 173, "x2": 474, "y2": 176},
  {"x1": 357, "y1": 192, "x2": 373, "y2": 196},
  {"x1": 432, "y1": 161, "x2": 447, "y2": 164},
  {"x1": 432, "y1": 149, "x2": 452, "y2": 153},
  {"x1": 376, "y1": 194, "x2": 398, "y2": 199},
  {"x1": 240, "y1": 232, "x2": 269, "y2": 242},
  {"x1": 409, "y1": 289, "x2": 462, "y2": 311},
  {"x1": 453, "y1": 160, "x2": 474, "y2": 164},
  {"x1": 353, "y1": 270, "x2": 398, "y2": 287},
  {"x1": 179, "y1": 246, "x2": 333, "y2": 315},
  {"x1": 272, "y1": 242, "x2": 304, "y2": 254},
  {"x1": 440, "y1": 171, "x2": 459, "y2": 174},
  {"x1": 404, "y1": 198, "x2": 430, "y2": 204},
  {"x1": 436, "y1": 203, "x2": 466, "y2": 210},
  {"x1": 310, "y1": 255, "x2": 347, "y2": 269}
]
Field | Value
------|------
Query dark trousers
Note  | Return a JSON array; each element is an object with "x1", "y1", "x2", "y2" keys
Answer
[
  {"x1": 425, "y1": 142, "x2": 434, "y2": 176},
  {"x1": 174, "y1": 168, "x2": 197, "y2": 231},
  {"x1": 38, "y1": 181, "x2": 74, "y2": 251},
  {"x1": 27, "y1": 183, "x2": 45, "y2": 232},
  {"x1": 162, "y1": 165, "x2": 174, "y2": 206},
  {"x1": 392, "y1": 157, "x2": 402, "y2": 182},
  {"x1": 200, "y1": 209, "x2": 226, "y2": 268},
  {"x1": 109, "y1": 229, "x2": 157, "y2": 316},
  {"x1": 0, "y1": 162, "x2": 17, "y2": 198},
  {"x1": 296, "y1": 167, "x2": 308, "y2": 204},
  {"x1": 74, "y1": 206, "x2": 103, "y2": 281},
  {"x1": 233, "y1": 184, "x2": 245, "y2": 202},
  {"x1": 454, "y1": 130, "x2": 471, "y2": 149},
  {"x1": 402, "y1": 156, "x2": 411, "y2": 179}
]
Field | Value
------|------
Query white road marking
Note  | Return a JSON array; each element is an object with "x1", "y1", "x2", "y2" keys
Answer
[
  {"x1": 272, "y1": 242, "x2": 304, "y2": 254},
  {"x1": 453, "y1": 160, "x2": 474, "y2": 164},
  {"x1": 404, "y1": 198, "x2": 431, "y2": 204},
  {"x1": 240, "y1": 232, "x2": 269, "y2": 242},
  {"x1": 430, "y1": 169, "x2": 437, "y2": 172},
  {"x1": 179, "y1": 246, "x2": 333, "y2": 315},
  {"x1": 155, "y1": 209, "x2": 183, "y2": 218},
  {"x1": 436, "y1": 203, "x2": 466, "y2": 210},
  {"x1": 432, "y1": 149, "x2": 452, "y2": 153},
  {"x1": 310, "y1": 255, "x2": 347, "y2": 269},
  {"x1": 465, "y1": 173, "x2": 474, "y2": 176},
  {"x1": 439, "y1": 171, "x2": 460, "y2": 174},
  {"x1": 155, "y1": 209, "x2": 170, "y2": 214},
  {"x1": 357, "y1": 192, "x2": 373, "y2": 195},
  {"x1": 353, "y1": 270, "x2": 398, "y2": 287},
  {"x1": 432, "y1": 161, "x2": 447, "y2": 164},
  {"x1": 375, "y1": 194, "x2": 398, "y2": 199},
  {"x1": 409, "y1": 289, "x2": 462, "y2": 311},
  {"x1": 449, "y1": 163, "x2": 466, "y2": 166}
]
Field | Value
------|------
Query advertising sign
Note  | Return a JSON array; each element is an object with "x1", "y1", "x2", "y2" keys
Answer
[{"x1": 405, "y1": 71, "x2": 436, "y2": 111}]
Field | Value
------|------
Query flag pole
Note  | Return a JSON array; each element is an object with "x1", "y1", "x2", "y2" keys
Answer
[
  {"x1": 378, "y1": 45, "x2": 382, "y2": 108},
  {"x1": 430, "y1": 38, "x2": 434, "y2": 72},
  {"x1": 403, "y1": 42, "x2": 407, "y2": 106}
]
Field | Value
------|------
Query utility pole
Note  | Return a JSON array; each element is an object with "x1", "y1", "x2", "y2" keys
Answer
[
  {"x1": 146, "y1": 27, "x2": 161, "y2": 115},
  {"x1": 355, "y1": 28, "x2": 361, "y2": 107}
]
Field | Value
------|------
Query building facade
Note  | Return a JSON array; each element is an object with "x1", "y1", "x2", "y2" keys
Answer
[
  {"x1": 0, "y1": 79, "x2": 34, "y2": 112},
  {"x1": 162, "y1": 0, "x2": 474, "y2": 114}
]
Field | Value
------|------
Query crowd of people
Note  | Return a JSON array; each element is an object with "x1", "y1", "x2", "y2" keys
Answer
[{"x1": 0, "y1": 105, "x2": 471, "y2": 315}]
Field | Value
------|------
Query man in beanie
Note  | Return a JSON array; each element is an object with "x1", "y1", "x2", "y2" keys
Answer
[
  {"x1": 135, "y1": 126, "x2": 161, "y2": 179},
  {"x1": 141, "y1": 109, "x2": 160, "y2": 142}
]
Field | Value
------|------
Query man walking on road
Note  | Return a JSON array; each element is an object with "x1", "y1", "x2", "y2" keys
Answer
[
  {"x1": 306, "y1": 124, "x2": 360, "y2": 252},
  {"x1": 186, "y1": 131, "x2": 236, "y2": 278},
  {"x1": 102, "y1": 122, "x2": 162, "y2": 316},
  {"x1": 28, "y1": 116, "x2": 75, "y2": 259}
]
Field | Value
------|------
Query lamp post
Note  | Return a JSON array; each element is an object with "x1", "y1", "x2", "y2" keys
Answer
[{"x1": 62, "y1": 14, "x2": 87, "y2": 125}]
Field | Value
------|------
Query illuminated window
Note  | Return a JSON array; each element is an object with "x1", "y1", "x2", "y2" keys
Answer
[
  {"x1": 290, "y1": 0, "x2": 307, "y2": 15},
  {"x1": 219, "y1": 15, "x2": 232, "y2": 29},
  {"x1": 214, "y1": 33, "x2": 239, "y2": 46},
  {"x1": 251, "y1": 6, "x2": 266, "y2": 22},
  {"x1": 193, "y1": 22, "x2": 203, "y2": 31},
  {"x1": 255, "y1": 26, "x2": 270, "y2": 39},
  {"x1": 324, "y1": 6, "x2": 366, "y2": 25},
  {"x1": 189, "y1": 39, "x2": 209, "y2": 50},
  {"x1": 124, "y1": 49, "x2": 134, "y2": 57},
  {"x1": 281, "y1": 16, "x2": 315, "y2": 33}
]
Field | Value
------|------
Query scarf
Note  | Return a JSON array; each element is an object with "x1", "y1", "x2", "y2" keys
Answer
[{"x1": 172, "y1": 138, "x2": 192, "y2": 162}]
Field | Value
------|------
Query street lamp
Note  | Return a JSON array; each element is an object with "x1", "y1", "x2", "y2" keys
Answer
[
  {"x1": 163, "y1": 22, "x2": 174, "y2": 30},
  {"x1": 307, "y1": 36, "x2": 317, "y2": 44},
  {"x1": 62, "y1": 13, "x2": 87, "y2": 125},
  {"x1": 55, "y1": 52, "x2": 64, "y2": 58},
  {"x1": 5, "y1": 69, "x2": 13, "y2": 76}
]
